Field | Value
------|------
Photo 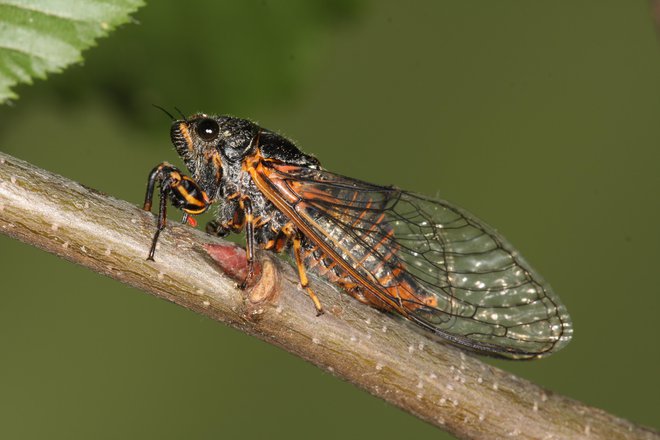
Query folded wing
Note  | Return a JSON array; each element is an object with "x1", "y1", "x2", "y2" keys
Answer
[{"x1": 256, "y1": 162, "x2": 573, "y2": 359}]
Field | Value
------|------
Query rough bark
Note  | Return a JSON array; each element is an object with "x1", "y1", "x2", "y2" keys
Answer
[{"x1": 0, "y1": 151, "x2": 657, "y2": 440}]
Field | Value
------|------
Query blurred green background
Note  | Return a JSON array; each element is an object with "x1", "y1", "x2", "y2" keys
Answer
[{"x1": 1, "y1": 1, "x2": 659, "y2": 438}]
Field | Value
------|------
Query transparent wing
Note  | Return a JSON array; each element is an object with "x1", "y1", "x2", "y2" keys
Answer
[{"x1": 259, "y1": 163, "x2": 573, "y2": 359}]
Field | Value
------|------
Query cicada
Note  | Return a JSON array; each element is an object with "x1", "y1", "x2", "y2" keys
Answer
[{"x1": 143, "y1": 113, "x2": 572, "y2": 359}]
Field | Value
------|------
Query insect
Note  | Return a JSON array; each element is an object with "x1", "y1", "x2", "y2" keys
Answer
[{"x1": 143, "y1": 112, "x2": 573, "y2": 359}]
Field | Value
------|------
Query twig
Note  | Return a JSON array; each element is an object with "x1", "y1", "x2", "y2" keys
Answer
[{"x1": 0, "y1": 151, "x2": 656, "y2": 440}]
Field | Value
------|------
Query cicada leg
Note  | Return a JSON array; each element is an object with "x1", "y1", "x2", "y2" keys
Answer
[
  {"x1": 143, "y1": 162, "x2": 210, "y2": 261},
  {"x1": 293, "y1": 236, "x2": 324, "y2": 316},
  {"x1": 280, "y1": 223, "x2": 324, "y2": 316},
  {"x1": 239, "y1": 197, "x2": 256, "y2": 289}
]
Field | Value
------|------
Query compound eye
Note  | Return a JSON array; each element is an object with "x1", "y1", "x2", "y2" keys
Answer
[{"x1": 196, "y1": 118, "x2": 220, "y2": 142}]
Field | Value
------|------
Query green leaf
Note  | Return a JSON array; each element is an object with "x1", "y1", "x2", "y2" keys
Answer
[{"x1": 0, "y1": 0, "x2": 144, "y2": 103}]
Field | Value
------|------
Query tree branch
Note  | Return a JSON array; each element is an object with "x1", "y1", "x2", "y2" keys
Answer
[{"x1": 0, "y1": 151, "x2": 656, "y2": 440}]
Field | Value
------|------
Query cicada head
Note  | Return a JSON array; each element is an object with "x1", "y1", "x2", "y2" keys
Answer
[{"x1": 170, "y1": 114, "x2": 260, "y2": 195}]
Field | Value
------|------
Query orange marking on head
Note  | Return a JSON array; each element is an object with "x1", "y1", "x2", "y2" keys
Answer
[{"x1": 179, "y1": 122, "x2": 194, "y2": 152}]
